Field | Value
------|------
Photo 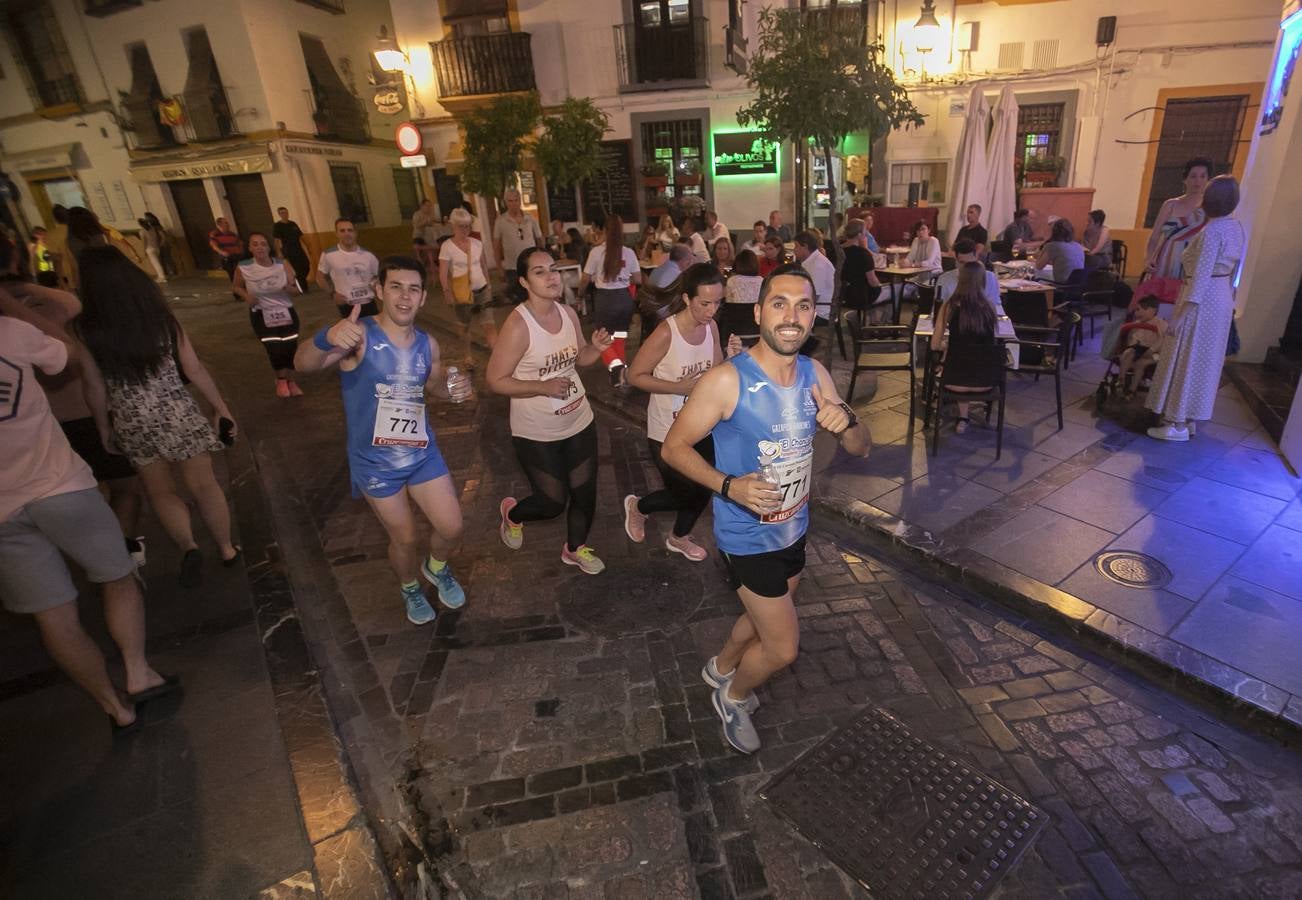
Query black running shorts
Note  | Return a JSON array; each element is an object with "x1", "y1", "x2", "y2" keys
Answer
[{"x1": 720, "y1": 535, "x2": 807, "y2": 599}]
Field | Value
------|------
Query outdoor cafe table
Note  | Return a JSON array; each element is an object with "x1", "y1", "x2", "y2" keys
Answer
[
  {"x1": 913, "y1": 314, "x2": 1020, "y2": 411},
  {"x1": 879, "y1": 265, "x2": 931, "y2": 323},
  {"x1": 997, "y1": 277, "x2": 1056, "y2": 317}
]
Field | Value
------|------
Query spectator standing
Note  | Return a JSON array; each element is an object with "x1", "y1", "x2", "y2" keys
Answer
[
  {"x1": 438, "y1": 207, "x2": 495, "y2": 359},
  {"x1": 273, "y1": 207, "x2": 312, "y2": 293},
  {"x1": 1145, "y1": 176, "x2": 1244, "y2": 441},
  {"x1": 577, "y1": 213, "x2": 643, "y2": 385},
  {"x1": 29, "y1": 227, "x2": 58, "y2": 287},
  {"x1": 208, "y1": 217, "x2": 244, "y2": 284},
  {"x1": 144, "y1": 212, "x2": 176, "y2": 276},
  {"x1": 137, "y1": 218, "x2": 167, "y2": 283},
  {"x1": 492, "y1": 188, "x2": 543, "y2": 277},
  {"x1": 46, "y1": 205, "x2": 71, "y2": 289},
  {"x1": 1138, "y1": 158, "x2": 1212, "y2": 310}
]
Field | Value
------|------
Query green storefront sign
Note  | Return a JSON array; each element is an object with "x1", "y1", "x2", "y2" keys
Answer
[{"x1": 712, "y1": 132, "x2": 780, "y2": 176}]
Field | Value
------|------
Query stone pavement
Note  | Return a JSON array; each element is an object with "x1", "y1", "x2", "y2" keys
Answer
[
  {"x1": 0, "y1": 388, "x2": 381, "y2": 897},
  {"x1": 166, "y1": 278, "x2": 1302, "y2": 898}
]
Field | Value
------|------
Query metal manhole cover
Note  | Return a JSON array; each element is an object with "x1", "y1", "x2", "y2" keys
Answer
[
  {"x1": 557, "y1": 564, "x2": 702, "y2": 637},
  {"x1": 761, "y1": 706, "x2": 1047, "y2": 900},
  {"x1": 1093, "y1": 551, "x2": 1172, "y2": 589}
]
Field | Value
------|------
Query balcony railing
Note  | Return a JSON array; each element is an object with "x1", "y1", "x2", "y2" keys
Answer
[
  {"x1": 614, "y1": 16, "x2": 709, "y2": 92},
  {"x1": 82, "y1": 0, "x2": 143, "y2": 16},
  {"x1": 176, "y1": 91, "x2": 241, "y2": 143},
  {"x1": 308, "y1": 90, "x2": 370, "y2": 143},
  {"x1": 122, "y1": 95, "x2": 179, "y2": 150},
  {"x1": 32, "y1": 74, "x2": 84, "y2": 110},
  {"x1": 431, "y1": 31, "x2": 536, "y2": 99},
  {"x1": 293, "y1": 0, "x2": 345, "y2": 13}
]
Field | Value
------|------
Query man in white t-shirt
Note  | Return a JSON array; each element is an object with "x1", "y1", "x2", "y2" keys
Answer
[
  {"x1": 703, "y1": 210, "x2": 730, "y2": 248},
  {"x1": 316, "y1": 218, "x2": 381, "y2": 318},
  {"x1": 492, "y1": 188, "x2": 543, "y2": 276},
  {"x1": 936, "y1": 238, "x2": 1004, "y2": 315},
  {"x1": 793, "y1": 231, "x2": 836, "y2": 320},
  {"x1": 681, "y1": 217, "x2": 710, "y2": 263},
  {"x1": 0, "y1": 288, "x2": 173, "y2": 734}
]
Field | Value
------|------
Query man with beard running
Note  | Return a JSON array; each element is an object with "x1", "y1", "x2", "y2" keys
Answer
[
  {"x1": 662, "y1": 264, "x2": 871, "y2": 753},
  {"x1": 295, "y1": 256, "x2": 472, "y2": 625}
]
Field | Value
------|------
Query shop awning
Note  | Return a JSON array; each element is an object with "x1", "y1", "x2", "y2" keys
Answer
[{"x1": 131, "y1": 145, "x2": 273, "y2": 182}]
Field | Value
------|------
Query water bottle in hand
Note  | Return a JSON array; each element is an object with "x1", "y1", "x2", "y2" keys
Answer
[{"x1": 447, "y1": 366, "x2": 466, "y2": 404}]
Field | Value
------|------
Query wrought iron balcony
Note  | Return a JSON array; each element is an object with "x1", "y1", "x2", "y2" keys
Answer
[
  {"x1": 294, "y1": 0, "x2": 345, "y2": 12},
  {"x1": 176, "y1": 90, "x2": 241, "y2": 143},
  {"x1": 82, "y1": 0, "x2": 143, "y2": 16},
  {"x1": 308, "y1": 90, "x2": 370, "y2": 143},
  {"x1": 121, "y1": 95, "x2": 179, "y2": 149},
  {"x1": 614, "y1": 16, "x2": 709, "y2": 92},
  {"x1": 431, "y1": 31, "x2": 536, "y2": 99}
]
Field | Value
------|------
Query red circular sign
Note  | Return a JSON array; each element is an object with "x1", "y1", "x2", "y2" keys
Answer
[{"x1": 395, "y1": 122, "x2": 423, "y2": 156}]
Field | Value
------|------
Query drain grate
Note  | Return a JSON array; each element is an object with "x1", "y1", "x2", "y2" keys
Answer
[
  {"x1": 1093, "y1": 551, "x2": 1173, "y2": 589},
  {"x1": 762, "y1": 706, "x2": 1047, "y2": 900}
]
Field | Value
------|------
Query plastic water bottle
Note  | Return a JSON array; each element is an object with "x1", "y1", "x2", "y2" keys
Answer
[
  {"x1": 446, "y1": 366, "x2": 464, "y2": 404},
  {"x1": 757, "y1": 459, "x2": 781, "y2": 489}
]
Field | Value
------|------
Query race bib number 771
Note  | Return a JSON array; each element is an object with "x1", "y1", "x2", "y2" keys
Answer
[{"x1": 759, "y1": 452, "x2": 813, "y2": 524}]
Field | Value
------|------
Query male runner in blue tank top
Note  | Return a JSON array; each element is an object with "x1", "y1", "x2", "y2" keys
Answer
[
  {"x1": 663, "y1": 263, "x2": 871, "y2": 753},
  {"x1": 295, "y1": 256, "x2": 473, "y2": 626}
]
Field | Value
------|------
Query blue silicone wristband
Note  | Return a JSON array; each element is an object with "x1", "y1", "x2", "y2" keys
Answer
[{"x1": 313, "y1": 327, "x2": 333, "y2": 352}]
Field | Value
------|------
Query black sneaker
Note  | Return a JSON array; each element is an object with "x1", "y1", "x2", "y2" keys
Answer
[{"x1": 179, "y1": 549, "x2": 203, "y2": 588}]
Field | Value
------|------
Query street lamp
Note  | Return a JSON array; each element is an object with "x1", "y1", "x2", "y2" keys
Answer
[
  {"x1": 913, "y1": 0, "x2": 941, "y2": 55},
  {"x1": 373, "y1": 25, "x2": 407, "y2": 75}
]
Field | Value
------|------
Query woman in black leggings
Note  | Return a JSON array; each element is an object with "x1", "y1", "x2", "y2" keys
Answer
[
  {"x1": 624, "y1": 263, "x2": 740, "y2": 559},
  {"x1": 487, "y1": 249, "x2": 614, "y2": 575}
]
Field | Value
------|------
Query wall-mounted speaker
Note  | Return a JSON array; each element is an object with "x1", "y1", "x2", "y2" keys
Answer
[{"x1": 1096, "y1": 16, "x2": 1117, "y2": 47}]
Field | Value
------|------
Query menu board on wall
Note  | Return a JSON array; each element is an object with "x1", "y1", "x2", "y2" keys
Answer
[
  {"x1": 581, "y1": 140, "x2": 636, "y2": 223},
  {"x1": 545, "y1": 180, "x2": 578, "y2": 223},
  {"x1": 516, "y1": 170, "x2": 537, "y2": 208}
]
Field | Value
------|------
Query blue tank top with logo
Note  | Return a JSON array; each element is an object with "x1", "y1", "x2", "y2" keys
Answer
[
  {"x1": 340, "y1": 317, "x2": 439, "y2": 492},
  {"x1": 711, "y1": 351, "x2": 818, "y2": 555}
]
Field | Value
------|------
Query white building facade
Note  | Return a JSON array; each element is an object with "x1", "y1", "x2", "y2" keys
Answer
[{"x1": 0, "y1": 0, "x2": 420, "y2": 273}]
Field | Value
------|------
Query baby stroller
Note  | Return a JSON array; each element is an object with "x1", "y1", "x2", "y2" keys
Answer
[{"x1": 1096, "y1": 319, "x2": 1161, "y2": 406}]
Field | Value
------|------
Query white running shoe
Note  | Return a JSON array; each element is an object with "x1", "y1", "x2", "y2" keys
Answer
[
  {"x1": 1147, "y1": 424, "x2": 1189, "y2": 442},
  {"x1": 701, "y1": 656, "x2": 759, "y2": 713}
]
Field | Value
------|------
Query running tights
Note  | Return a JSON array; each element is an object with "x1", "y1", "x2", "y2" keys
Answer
[
  {"x1": 249, "y1": 309, "x2": 300, "y2": 372},
  {"x1": 638, "y1": 436, "x2": 714, "y2": 537},
  {"x1": 509, "y1": 422, "x2": 598, "y2": 550}
]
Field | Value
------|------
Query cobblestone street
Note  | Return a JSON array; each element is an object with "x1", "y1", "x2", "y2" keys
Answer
[{"x1": 167, "y1": 282, "x2": 1302, "y2": 897}]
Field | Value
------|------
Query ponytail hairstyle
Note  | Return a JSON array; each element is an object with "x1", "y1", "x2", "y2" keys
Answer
[
  {"x1": 666, "y1": 262, "x2": 724, "y2": 316},
  {"x1": 601, "y1": 214, "x2": 625, "y2": 283}
]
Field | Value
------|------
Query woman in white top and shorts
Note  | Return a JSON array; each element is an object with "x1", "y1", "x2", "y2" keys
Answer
[
  {"x1": 624, "y1": 263, "x2": 740, "y2": 560},
  {"x1": 233, "y1": 232, "x2": 303, "y2": 398},
  {"x1": 438, "y1": 207, "x2": 496, "y2": 359},
  {"x1": 577, "y1": 214, "x2": 643, "y2": 386},
  {"x1": 487, "y1": 249, "x2": 615, "y2": 575}
]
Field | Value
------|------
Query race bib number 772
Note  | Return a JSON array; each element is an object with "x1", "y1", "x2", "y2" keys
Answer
[{"x1": 372, "y1": 398, "x2": 428, "y2": 448}]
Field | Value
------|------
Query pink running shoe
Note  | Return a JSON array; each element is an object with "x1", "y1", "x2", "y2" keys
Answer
[
  {"x1": 666, "y1": 534, "x2": 707, "y2": 561},
  {"x1": 623, "y1": 494, "x2": 647, "y2": 543}
]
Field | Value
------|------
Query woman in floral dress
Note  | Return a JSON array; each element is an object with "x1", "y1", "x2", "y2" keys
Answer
[
  {"x1": 1145, "y1": 176, "x2": 1244, "y2": 441},
  {"x1": 1134, "y1": 158, "x2": 1212, "y2": 316}
]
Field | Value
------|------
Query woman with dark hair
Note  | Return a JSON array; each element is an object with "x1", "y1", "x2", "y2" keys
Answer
[
  {"x1": 720, "y1": 249, "x2": 763, "y2": 345},
  {"x1": 930, "y1": 262, "x2": 998, "y2": 433},
  {"x1": 577, "y1": 213, "x2": 643, "y2": 385},
  {"x1": 905, "y1": 221, "x2": 942, "y2": 273},
  {"x1": 1083, "y1": 209, "x2": 1112, "y2": 271},
  {"x1": 74, "y1": 246, "x2": 240, "y2": 587},
  {"x1": 1137, "y1": 157, "x2": 1213, "y2": 313},
  {"x1": 564, "y1": 227, "x2": 588, "y2": 268},
  {"x1": 63, "y1": 207, "x2": 106, "y2": 291},
  {"x1": 1145, "y1": 175, "x2": 1245, "y2": 441},
  {"x1": 233, "y1": 231, "x2": 303, "y2": 397},
  {"x1": 487, "y1": 248, "x2": 614, "y2": 574},
  {"x1": 1034, "y1": 218, "x2": 1085, "y2": 283},
  {"x1": 624, "y1": 262, "x2": 739, "y2": 561},
  {"x1": 758, "y1": 236, "x2": 786, "y2": 277},
  {"x1": 137, "y1": 217, "x2": 168, "y2": 283}
]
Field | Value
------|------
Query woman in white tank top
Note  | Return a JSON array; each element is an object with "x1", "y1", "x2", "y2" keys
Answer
[
  {"x1": 623, "y1": 263, "x2": 740, "y2": 561},
  {"x1": 486, "y1": 249, "x2": 615, "y2": 575},
  {"x1": 233, "y1": 231, "x2": 303, "y2": 398}
]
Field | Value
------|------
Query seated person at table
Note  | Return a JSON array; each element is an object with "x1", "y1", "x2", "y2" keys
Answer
[
  {"x1": 681, "y1": 217, "x2": 710, "y2": 263},
  {"x1": 758, "y1": 236, "x2": 786, "y2": 277},
  {"x1": 931, "y1": 262, "x2": 998, "y2": 434},
  {"x1": 741, "y1": 220, "x2": 767, "y2": 255},
  {"x1": 703, "y1": 209, "x2": 730, "y2": 248},
  {"x1": 1034, "y1": 219, "x2": 1085, "y2": 284},
  {"x1": 1117, "y1": 296, "x2": 1166, "y2": 399},
  {"x1": 649, "y1": 243, "x2": 693, "y2": 289},
  {"x1": 839, "y1": 220, "x2": 884, "y2": 317},
  {"x1": 938, "y1": 238, "x2": 1002, "y2": 314},
  {"x1": 1083, "y1": 209, "x2": 1112, "y2": 271},
  {"x1": 999, "y1": 208, "x2": 1040, "y2": 254},
  {"x1": 905, "y1": 221, "x2": 942, "y2": 285},
  {"x1": 954, "y1": 204, "x2": 988, "y2": 255},
  {"x1": 720, "y1": 250, "x2": 764, "y2": 344},
  {"x1": 766, "y1": 209, "x2": 793, "y2": 243},
  {"x1": 565, "y1": 227, "x2": 589, "y2": 268},
  {"x1": 654, "y1": 214, "x2": 680, "y2": 250},
  {"x1": 854, "y1": 210, "x2": 881, "y2": 252},
  {"x1": 711, "y1": 237, "x2": 736, "y2": 270},
  {"x1": 635, "y1": 225, "x2": 658, "y2": 259},
  {"x1": 545, "y1": 219, "x2": 568, "y2": 258}
]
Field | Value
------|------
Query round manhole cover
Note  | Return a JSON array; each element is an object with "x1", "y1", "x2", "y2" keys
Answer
[
  {"x1": 558, "y1": 564, "x2": 703, "y2": 637},
  {"x1": 1093, "y1": 551, "x2": 1172, "y2": 589}
]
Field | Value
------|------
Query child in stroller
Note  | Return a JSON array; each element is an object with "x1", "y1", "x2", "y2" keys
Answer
[{"x1": 1097, "y1": 296, "x2": 1166, "y2": 404}]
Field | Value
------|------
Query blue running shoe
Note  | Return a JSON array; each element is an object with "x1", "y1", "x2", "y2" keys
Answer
[
  {"x1": 402, "y1": 582, "x2": 437, "y2": 626},
  {"x1": 422, "y1": 557, "x2": 466, "y2": 609}
]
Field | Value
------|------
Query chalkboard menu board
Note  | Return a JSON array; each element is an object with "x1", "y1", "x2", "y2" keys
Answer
[
  {"x1": 545, "y1": 179, "x2": 578, "y2": 223},
  {"x1": 582, "y1": 140, "x2": 636, "y2": 223}
]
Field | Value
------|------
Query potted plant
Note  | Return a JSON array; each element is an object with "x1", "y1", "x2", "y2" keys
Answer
[
  {"x1": 678, "y1": 158, "x2": 704, "y2": 185},
  {"x1": 641, "y1": 160, "x2": 669, "y2": 188},
  {"x1": 646, "y1": 191, "x2": 672, "y2": 214},
  {"x1": 1023, "y1": 155, "x2": 1063, "y2": 186}
]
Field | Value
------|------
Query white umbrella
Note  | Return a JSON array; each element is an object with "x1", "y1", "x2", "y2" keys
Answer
[
  {"x1": 945, "y1": 83, "x2": 991, "y2": 244},
  {"x1": 987, "y1": 85, "x2": 1021, "y2": 241}
]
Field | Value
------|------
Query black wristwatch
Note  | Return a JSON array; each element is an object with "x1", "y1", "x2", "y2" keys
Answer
[
  {"x1": 720, "y1": 475, "x2": 734, "y2": 498},
  {"x1": 839, "y1": 402, "x2": 859, "y2": 429}
]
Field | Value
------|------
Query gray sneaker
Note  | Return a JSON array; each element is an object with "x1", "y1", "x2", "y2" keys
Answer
[
  {"x1": 711, "y1": 683, "x2": 761, "y2": 754},
  {"x1": 701, "y1": 656, "x2": 760, "y2": 713}
]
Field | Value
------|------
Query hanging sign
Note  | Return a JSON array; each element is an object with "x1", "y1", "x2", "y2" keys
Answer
[
  {"x1": 374, "y1": 90, "x2": 404, "y2": 115},
  {"x1": 713, "y1": 132, "x2": 780, "y2": 177},
  {"x1": 395, "y1": 122, "x2": 423, "y2": 156},
  {"x1": 399, "y1": 154, "x2": 428, "y2": 168}
]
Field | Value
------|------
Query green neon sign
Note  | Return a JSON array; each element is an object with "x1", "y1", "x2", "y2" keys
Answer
[{"x1": 712, "y1": 132, "x2": 780, "y2": 177}]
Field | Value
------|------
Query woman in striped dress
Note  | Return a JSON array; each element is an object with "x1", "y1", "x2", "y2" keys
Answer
[{"x1": 1134, "y1": 157, "x2": 1211, "y2": 315}]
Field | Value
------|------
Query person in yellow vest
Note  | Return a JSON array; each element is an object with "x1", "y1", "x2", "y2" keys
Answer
[{"x1": 29, "y1": 227, "x2": 58, "y2": 287}]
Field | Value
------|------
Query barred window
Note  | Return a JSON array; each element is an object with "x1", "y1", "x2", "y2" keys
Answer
[
  {"x1": 329, "y1": 164, "x2": 371, "y2": 225},
  {"x1": 392, "y1": 168, "x2": 422, "y2": 221},
  {"x1": 2, "y1": 3, "x2": 84, "y2": 109},
  {"x1": 1142, "y1": 95, "x2": 1248, "y2": 227}
]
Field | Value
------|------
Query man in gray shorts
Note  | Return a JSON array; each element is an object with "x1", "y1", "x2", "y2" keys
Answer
[{"x1": 0, "y1": 287, "x2": 174, "y2": 733}]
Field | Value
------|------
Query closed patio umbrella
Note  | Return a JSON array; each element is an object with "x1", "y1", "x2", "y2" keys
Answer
[
  {"x1": 945, "y1": 83, "x2": 991, "y2": 245},
  {"x1": 987, "y1": 85, "x2": 1020, "y2": 240}
]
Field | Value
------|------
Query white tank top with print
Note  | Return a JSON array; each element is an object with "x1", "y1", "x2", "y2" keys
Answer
[
  {"x1": 510, "y1": 304, "x2": 594, "y2": 441},
  {"x1": 646, "y1": 315, "x2": 716, "y2": 443}
]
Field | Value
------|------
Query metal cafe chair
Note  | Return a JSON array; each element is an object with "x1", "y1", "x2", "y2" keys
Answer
[
  {"x1": 1111, "y1": 239, "x2": 1128, "y2": 281},
  {"x1": 1006, "y1": 321, "x2": 1072, "y2": 431},
  {"x1": 843, "y1": 311, "x2": 916, "y2": 422},
  {"x1": 929, "y1": 339, "x2": 1007, "y2": 459}
]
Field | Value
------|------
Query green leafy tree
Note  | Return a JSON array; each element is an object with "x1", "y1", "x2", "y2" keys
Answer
[
  {"x1": 534, "y1": 97, "x2": 610, "y2": 223},
  {"x1": 459, "y1": 91, "x2": 542, "y2": 202},
  {"x1": 737, "y1": 8, "x2": 924, "y2": 362}
]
